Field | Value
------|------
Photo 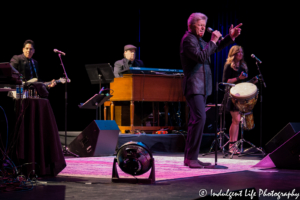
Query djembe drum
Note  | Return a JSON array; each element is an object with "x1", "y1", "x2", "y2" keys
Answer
[{"x1": 230, "y1": 82, "x2": 258, "y2": 130}]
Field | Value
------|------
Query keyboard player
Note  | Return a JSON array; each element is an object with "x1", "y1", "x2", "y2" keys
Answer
[{"x1": 113, "y1": 44, "x2": 145, "y2": 77}]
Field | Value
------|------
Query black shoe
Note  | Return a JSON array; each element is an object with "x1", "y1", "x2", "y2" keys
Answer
[
  {"x1": 198, "y1": 160, "x2": 212, "y2": 166},
  {"x1": 184, "y1": 158, "x2": 211, "y2": 167},
  {"x1": 185, "y1": 159, "x2": 204, "y2": 168}
]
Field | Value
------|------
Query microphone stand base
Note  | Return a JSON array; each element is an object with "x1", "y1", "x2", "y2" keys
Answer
[
  {"x1": 63, "y1": 146, "x2": 79, "y2": 157},
  {"x1": 206, "y1": 164, "x2": 228, "y2": 169}
]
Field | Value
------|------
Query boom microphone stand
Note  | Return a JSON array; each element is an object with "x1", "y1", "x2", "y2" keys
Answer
[{"x1": 56, "y1": 53, "x2": 78, "y2": 157}]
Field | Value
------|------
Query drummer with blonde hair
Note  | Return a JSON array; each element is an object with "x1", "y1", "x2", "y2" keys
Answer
[{"x1": 222, "y1": 45, "x2": 249, "y2": 153}]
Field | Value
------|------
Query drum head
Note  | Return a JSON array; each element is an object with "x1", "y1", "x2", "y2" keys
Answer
[{"x1": 230, "y1": 82, "x2": 257, "y2": 99}]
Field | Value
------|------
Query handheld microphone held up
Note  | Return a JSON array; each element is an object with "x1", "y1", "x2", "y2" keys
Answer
[
  {"x1": 219, "y1": 82, "x2": 235, "y2": 87},
  {"x1": 206, "y1": 27, "x2": 224, "y2": 40},
  {"x1": 251, "y1": 54, "x2": 262, "y2": 64},
  {"x1": 53, "y1": 49, "x2": 66, "y2": 56}
]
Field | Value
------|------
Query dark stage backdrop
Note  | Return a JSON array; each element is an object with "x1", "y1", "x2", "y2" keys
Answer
[{"x1": 0, "y1": 3, "x2": 298, "y2": 147}]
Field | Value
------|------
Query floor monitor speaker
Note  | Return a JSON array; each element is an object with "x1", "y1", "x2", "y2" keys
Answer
[
  {"x1": 265, "y1": 122, "x2": 300, "y2": 154},
  {"x1": 253, "y1": 131, "x2": 300, "y2": 169},
  {"x1": 68, "y1": 120, "x2": 119, "y2": 157}
]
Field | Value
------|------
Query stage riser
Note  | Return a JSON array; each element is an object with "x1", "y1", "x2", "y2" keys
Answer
[{"x1": 59, "y1": 132, "x2": 216, "y2": 153}]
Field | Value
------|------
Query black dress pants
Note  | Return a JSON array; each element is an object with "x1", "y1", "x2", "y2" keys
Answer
[{"x1": 184, "y1": 94, "x2": 206, "y2": 160}]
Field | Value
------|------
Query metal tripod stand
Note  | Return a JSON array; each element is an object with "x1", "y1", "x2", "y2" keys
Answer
[
  {"x1": 225, "y1": 112, "x2": 265, "y2": 159},
  {"x1": 202, "y1": 98, "x2": 230, "y2": 156}
]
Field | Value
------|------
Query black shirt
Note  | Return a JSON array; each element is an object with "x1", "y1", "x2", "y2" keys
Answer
[{"x1": 222, "y1": 63, "x2": 247, "y2": 84}]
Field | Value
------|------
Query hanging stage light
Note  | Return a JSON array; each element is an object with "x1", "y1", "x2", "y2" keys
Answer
[{"x1": 112, "y1": 141, "x2": 155, "y2": 184}]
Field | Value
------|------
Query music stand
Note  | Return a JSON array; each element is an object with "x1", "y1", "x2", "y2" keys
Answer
[
  {"x1": 79, "y1": 94, "x2": 112, "y2": 120},
  {"x1": 85, "y1": 63, "x2": 114, "y2": 120}
]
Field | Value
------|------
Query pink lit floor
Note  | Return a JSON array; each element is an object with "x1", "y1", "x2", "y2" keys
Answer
[{"x1": 58, "y1": 155, "x2": 262, "y2": 181}]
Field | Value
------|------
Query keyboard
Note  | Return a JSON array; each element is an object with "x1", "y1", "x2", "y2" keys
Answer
[{"x1": 126, "y1": 67, "x2": 183, "y2": 74}]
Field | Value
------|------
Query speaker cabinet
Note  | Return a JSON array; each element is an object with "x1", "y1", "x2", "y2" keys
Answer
[
  {"x1": 68, "y1": 120, "x2": 119, "y2": 157},
  {"x1": 265, "y1": 122, "x2": 300, "y2": 154},
  {"x1": 253, "y1": 131, "x2": 300, "y2": 169}
]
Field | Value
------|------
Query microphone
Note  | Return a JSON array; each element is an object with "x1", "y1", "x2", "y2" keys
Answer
[
  {"x1": 219, "y1": 82, "x2": 235, "y2": 87},
  {"x1": 53, "y1": 49, "x2": 66, "y2": 56},
  {"x1": 206, "y1": 27, "x2": 224, "y2": 40},
  {"x1": 251, "y1": 54, "x2": 262, "y2": 64}
]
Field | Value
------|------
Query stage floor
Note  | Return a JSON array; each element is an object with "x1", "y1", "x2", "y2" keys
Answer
[
  {"x1": 58, "y1": 154, "x2": 261, "y2": 181},
  {"x1": 1, "y1": 152, "x2": 300, "y2": 200}
]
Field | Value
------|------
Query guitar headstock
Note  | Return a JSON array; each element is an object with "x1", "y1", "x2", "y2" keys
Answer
[{"x1": 58, "y1": 78, "x2": 71, "y2": 84}]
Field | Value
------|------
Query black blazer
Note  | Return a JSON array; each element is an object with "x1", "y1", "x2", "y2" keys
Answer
[
  {"x1": 10, "y1": 54, "x2": 39, "y2": 81},
  {"x1": 180, "y1": 31, "x2": 234, "y2": 97},
  {"x1": 113, "y1": 58, "x2": 144, "y2": 77}
]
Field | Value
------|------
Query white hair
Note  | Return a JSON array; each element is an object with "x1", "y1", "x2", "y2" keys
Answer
[{"x1": 187, "y1": 12, "x2": 208, "y2": 31}]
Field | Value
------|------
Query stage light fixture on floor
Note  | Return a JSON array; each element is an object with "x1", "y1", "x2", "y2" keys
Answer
[{"x1": 112, "y1": 141, "x2": 155, "y2": 184}]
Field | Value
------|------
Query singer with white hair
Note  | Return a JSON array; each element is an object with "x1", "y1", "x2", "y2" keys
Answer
[{"x1": 180, "y1": 12, "x2": 242, "y2": 168}]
